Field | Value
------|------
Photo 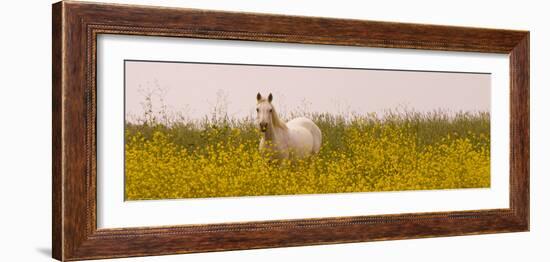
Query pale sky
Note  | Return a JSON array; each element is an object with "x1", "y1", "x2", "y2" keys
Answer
[{"x1": 125, "y1": 60, "x2": 490, "y2": 122}]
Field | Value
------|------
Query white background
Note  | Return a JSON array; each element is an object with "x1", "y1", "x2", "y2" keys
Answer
[
  {"x1": 98, "y1": 35, "x2": 509, "y2": 228},
  {"x1": 0, "y1": 0, "x2": 547, "y2": 261}
]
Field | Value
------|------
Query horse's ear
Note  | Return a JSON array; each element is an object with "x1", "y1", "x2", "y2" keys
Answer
[
  {"x1": 257, "y1": 93, "x2": 262, "y2": 101},
  {"x1": 268, "y1": 93, "x2": 273, "y2": 103}
]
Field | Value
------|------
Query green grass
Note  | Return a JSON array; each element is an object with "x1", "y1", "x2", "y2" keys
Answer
[{"x1": 125, "y1": 111, "x2": 490, "y2": 200}]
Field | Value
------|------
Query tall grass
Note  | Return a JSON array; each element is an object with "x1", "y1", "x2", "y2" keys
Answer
[
  {"x1": 124, "y1": 88, "x2": 489, "y2": 200},
  {"x1": 125, "y1": 106, "x2": 490, "y2": 200}
]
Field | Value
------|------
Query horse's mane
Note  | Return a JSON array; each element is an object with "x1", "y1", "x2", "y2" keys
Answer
[
  {"x1": 258, "y1": 99, "x2": 288, "y2": 130},
  {"x1": 271, "y1": 107, "x2": 288, "y2": 130}
]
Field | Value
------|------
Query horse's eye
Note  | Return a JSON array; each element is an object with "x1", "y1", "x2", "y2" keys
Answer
[
  {"x1": 256, "y1": 108, "x2": 259, "y2": 112},
  {"x1": 269, "y1": 109, "x2": 273, "y2": 112}
]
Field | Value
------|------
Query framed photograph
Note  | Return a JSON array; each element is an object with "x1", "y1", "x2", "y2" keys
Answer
[{"x1": 52, "y1": 1, "x2": 529, "y2": 261}]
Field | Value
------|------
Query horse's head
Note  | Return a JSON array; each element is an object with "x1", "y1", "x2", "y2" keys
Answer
[{"x1": 256, "y1": 92, "x2": 274, "y2": 133}]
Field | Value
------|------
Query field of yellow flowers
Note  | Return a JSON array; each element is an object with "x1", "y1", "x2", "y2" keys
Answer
[{"x1": 125, "y1": 112, "x2": 490, "y2": 200}]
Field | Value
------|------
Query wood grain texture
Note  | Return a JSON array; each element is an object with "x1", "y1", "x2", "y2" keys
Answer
[
  {"x1": 509, "y1": 35, "x2": 530, "y2": 227},
  {"x1": 52, "y1": 1, "x2": 530, "y2": 261},
  {"x1": 52, "y1": 2, "x2": 63, "y2": 260}
]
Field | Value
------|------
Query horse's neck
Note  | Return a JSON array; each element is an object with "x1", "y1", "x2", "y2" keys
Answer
[
  {"x1": 260, "y1": 108, "x2": 289, "y2": 150},
  {"x1": 263, "y1": 125, "x2": 287, "y2": 143},
  {"x1": 271, "y1": 109, "x2": 287, "y2": 130}
]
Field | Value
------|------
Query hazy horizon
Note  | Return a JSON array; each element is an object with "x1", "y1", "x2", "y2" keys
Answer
[{"x1": 125, "y1": 60, "x2": 491, "y2": 123}]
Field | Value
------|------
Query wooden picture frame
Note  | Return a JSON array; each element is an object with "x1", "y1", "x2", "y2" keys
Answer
[{"x1": 52, "y1": 1, "x2": 529, "y2": 261}]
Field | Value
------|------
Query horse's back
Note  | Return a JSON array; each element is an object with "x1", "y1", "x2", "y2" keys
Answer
[{"x1": 287, "y1": 117, "x2": 322, "y2": 154}]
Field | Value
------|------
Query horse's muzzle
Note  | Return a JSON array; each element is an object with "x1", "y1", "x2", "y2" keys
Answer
[{"x1": 260, "y1": 123, "x2": 268, "y2": 132}]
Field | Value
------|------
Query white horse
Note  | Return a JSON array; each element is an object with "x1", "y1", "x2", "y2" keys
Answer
[{"x1": 256, "y1": 92, "x2": 322, "y2": 159}]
